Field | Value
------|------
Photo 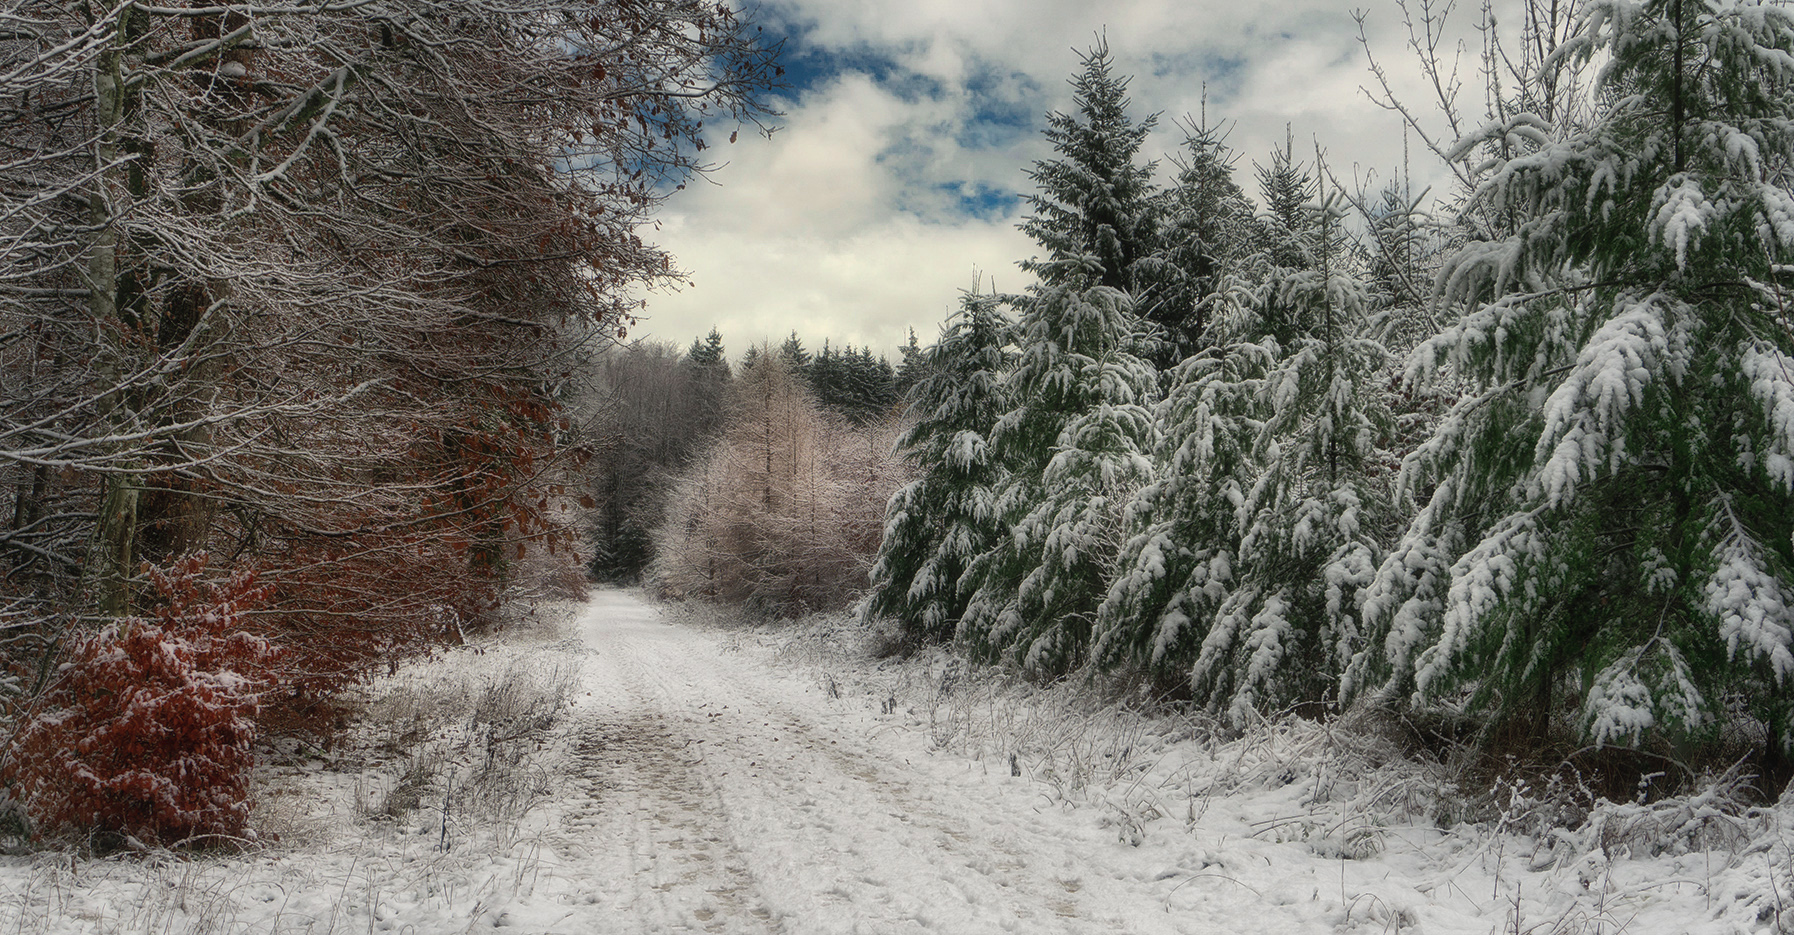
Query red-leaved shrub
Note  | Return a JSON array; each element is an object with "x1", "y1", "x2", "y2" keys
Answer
[
  {"x1": 4, "y1": 554, "x2": 276, "y2": 845},
  {"x1": 254, "y1": 538, "x2": 485, "y2": 733}
]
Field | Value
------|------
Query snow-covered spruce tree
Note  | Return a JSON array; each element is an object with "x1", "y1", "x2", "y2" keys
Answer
[
  {"x1": 1252, "y1": 133, "x2": 1321, "y2": 283},
  {"x1": 1364, "y1": 177, "x2": 1452, "y2": 353},
  {"x1": 1346, "y1": 0, "x2": 1794, "y2": 755},
  {"x1": 1019, "y1": 42, "x2": 1171, "y2": 365},
  {"x1": 953, "y1": 45, "x2": 1162, "y2": 674},
  {"x1": 1148, "y1": 116, "x2": 1258, "y2": 361},
  {"x1": 864, "y1": 292, "x2": 1016, "y2": 643},
  {"x1": 960, "y1": 259, "x2": 1159, "y2": 674},
  {"x1": 1097, "y1": 173, "x2": 1389, "y2": 721}
]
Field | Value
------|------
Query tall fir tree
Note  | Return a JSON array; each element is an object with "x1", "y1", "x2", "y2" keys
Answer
[
  {"x1": 954, "y1": 44, "x2": 1165, "y2": 674},
  {"x1": 806, "y1": 340, "x2": 844, "y2": 409},
  {"x1": 865, "y1": 292, "x2": 1016, "y2": 642},
  {"x1": 1146, "y1": 113, "x2": 1257, "y2": 362},
  {"x1": 1346, "y1": 0, "x2": 1794, "y2": 757},
  {"x1": 804, "y1": 343, "x2": 898, "y2": 423},
  {"x1": 1019, "y1": 42, "x2": 1160, "y2": 296},
  {"x1": 685, "y1": 327, "x2": 734, "y2": 427},
  {"x1": 960, "y1": 259, "x2": 1159, "y2": 674}
]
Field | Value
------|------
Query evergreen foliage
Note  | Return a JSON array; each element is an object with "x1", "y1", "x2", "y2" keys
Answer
[
  {"x1": 1098, "y1": 173, "x2": 1390, "y2": 721},
  {"x1": 1346, "y1": 0, "x2": 1794, "y2": 754},
  {"x1": 960, "y1": 262, "x2": 1159, "y2": 674},
  {"x1": 779, "y1": 331, "x2": 812, "y2": 368},
  {"x1": 1019, "y1": 43, "x2": 1161, "y2": 297},
  {"x1": 1146, "y1": 117, "x2": 1257, "y2": 361},
  {"x1": 1365, "y1": 182, "x2": 1431, "y2": 313},
  {"x1": 1250, "y1": 136, "x2": 1326, "y2": 340},
  {"x1": 1253, "y1": 132, "x2": 1321, "y2": 274},
  {"x1": 945, "y1": 43, "x2": 1169, "y2": 674},
  {"x1": 896, "y1": 328, "x2": 928, "y2": 394},
  {"x1": 804, "y1": 343, "x2": 900, "y2": 423},
  {"x1": 687, "y1": 328, "x2": 731, "y2": 374},
  {"x1": 628, "y1": 16, "x2": 1794, "y2": 772},
  {"x1": 865, "y1": 293, "x2": 1016, "y2": 643}
]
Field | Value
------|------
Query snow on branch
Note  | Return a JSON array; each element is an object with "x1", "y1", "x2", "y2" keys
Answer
[
  {"x1": 1705, "y1": 499, "x2": 1794, "y2": 683},
  {"x1": 1532, "y1": 293, "x2": 1683, "y2": 508},
  {"x1": 1742, "y1": 341, "x2": 1794, "y2": 491},
  {"x1": 1582, "y1": 640, "x2": 1706, "y2": 747},
  {"x1": 1412, "y1": 507, "x2": 1548, "y2": 701}
]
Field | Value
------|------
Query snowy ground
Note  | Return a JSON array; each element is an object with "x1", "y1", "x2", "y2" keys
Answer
[{"x1": 2, "y1": 588, "x2": 1792, "y2": 933}]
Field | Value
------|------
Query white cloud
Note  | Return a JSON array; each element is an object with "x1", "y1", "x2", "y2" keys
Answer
[
  {"x1": 635, "y1": 72, "x2": 1037, "y2": 357},
  {"x1": 634, "y1": 0, "x2": 1496, "y2": 357},
  {"x1": 637, "y1": 213, "x2": 1034, "y2": 356}
]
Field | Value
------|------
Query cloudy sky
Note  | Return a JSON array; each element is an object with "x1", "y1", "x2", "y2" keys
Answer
[{"x1": 632, "y1": 0, "x2": 1483, "y2": 360}]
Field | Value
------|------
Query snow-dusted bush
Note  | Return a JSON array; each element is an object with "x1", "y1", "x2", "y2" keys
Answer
[
  {"x1": 5, "y1": 555, "x2": 276, "y2": 845},
  {"x1": 651, "y1": 354, "x2": 910, "y2": 615}
]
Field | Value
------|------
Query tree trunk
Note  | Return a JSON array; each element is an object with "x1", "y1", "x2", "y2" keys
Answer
[{"x1": 86, "y1": 23, "x2": 136, "y2": 617}]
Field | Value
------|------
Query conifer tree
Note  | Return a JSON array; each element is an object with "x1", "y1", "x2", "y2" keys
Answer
[
  {"x1": 1347, "y1": 0, "x2": 1794, "y2": 755},
  {"x1": 806, "y1": 341, "x2": 844, "y2": 409},
  {"x1": 1148, "y1": 114, "x2": 1257, "y2": 361},
  {"x1": 779, "y1": 331, "x2": 812, "y2": 369},
  {"x1": 896, "y1": 328, "x2": 928, "y2": 394},
  {"x1": 960, "y1": 260, "x2": 1158, "y2": 673},
  {"x1": 1098, "y1": 169, "x2": 1388, "y2": 721},
  {"x1": 1251, "y1": 134, "x2": 1324, "y2": 339},
  {"x1": 865, "y1": 293, "x2": 1015, "y2": 642},
  {"x1": 842, "y1": 347, "x2": 899, "y2": 421},
  {"x1": 956, "y1": 45, "x2": 1164, "y2": 673},
  {"x1": 802, "y1": 343, "x2": 898, "y2": 423},
  {"x1": 1366, "y1": 181, "x2": 1429, "y2": 313},
  {"x1": 651, "y1": 351, "x2": 898, "y2": 614},
  {"x1": 687, "y1": 328, "x2": 730, "y2": 375},
  {"x1": 1019, "y1": 42, "x2": 1160, "y2": 296}
]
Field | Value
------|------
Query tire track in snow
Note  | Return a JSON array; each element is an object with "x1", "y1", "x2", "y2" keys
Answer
[
  {"x1": 557, "y1": 590, "x2": 1178, "y2": 933},
  {"x1": 602, "y1": 600, "x2": 1132, "y2": 933},
  {"x1": 559, "y1": 713, "x2": 775, "y2": 932},
  {"x1": 545, "y1": 597, "x2": 779, "y2": 934}
]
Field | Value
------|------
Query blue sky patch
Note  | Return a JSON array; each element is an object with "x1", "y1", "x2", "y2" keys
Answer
[{"x1": 946, "y1": 182, "x2": 1023, "y2": 220}]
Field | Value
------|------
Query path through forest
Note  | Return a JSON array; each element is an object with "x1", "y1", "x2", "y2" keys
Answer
[{"x1": 539, "y1": 588, "x2": 1219, "y2": 934}]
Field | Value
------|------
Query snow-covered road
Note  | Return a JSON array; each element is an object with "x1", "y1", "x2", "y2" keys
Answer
[
  {"x1": 4, "y1": 588, "x2": 1781, "y2": 934},
  {"x1": 541, "y1": 588, "x2": 1207, "y2": 934}
]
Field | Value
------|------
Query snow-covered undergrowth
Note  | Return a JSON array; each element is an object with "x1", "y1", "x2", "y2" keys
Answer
[
  {"x1": 730, "y1": 605, "x2": 1794, "y2": 935},
  {"x1": 11, "y1": 593, "x2": 1794, "y2": 934},
  {"x1": 0, "y1": 601, "x2": 586, "y2": 934}
]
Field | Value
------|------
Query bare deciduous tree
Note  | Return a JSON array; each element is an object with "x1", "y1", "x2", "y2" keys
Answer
[
  {"x1": 1, "y1": 0, "x2": 778, "y2": 708},
  {"x1": 651, "y1": 353, "x2": 909, "y2": 616}
]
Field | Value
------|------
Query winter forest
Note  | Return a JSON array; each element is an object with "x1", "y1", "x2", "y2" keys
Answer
[
  {"x1": 637, "y1": 0, "x2": 1794, "y2": 795},
  {"x1": 8, "y1": 0, "x2": 1794, "y2": 928}
]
